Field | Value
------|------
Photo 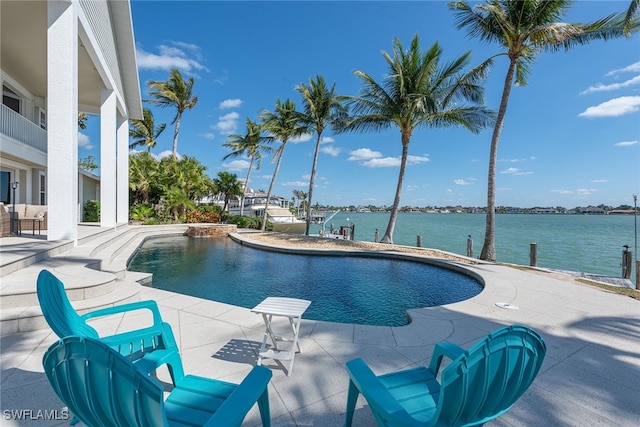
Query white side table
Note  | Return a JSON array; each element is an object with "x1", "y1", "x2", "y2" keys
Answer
[{"x1": 252, "y1": 297, "x2": 311, "y2": 376}]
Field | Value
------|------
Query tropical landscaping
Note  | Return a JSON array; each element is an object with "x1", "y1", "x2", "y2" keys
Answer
[{"x1": 119, "y1": 0, "x2": 638, "y2": 259}]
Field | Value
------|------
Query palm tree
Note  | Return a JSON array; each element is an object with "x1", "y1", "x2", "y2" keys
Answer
[
  {"x1": 296, "y1": 75, "x2": 347, "y2": 235},
  {"x1": 147, "y1": 68, "x2": 198, "y2": 158},
  {"x1": 222, "y1": 119, "x2": 274, "y2": 216},
  {"x1": 258, "y1": 99, "x2": 308, "y2": 231},
  {"x1": 292, "y1": 189, "x2": 308, "y2": 217},
  {"x1": 624, "y1": 0, "x2": 640, "y2": 35},
  {"x1": 129, "y1": 151, "x2": 158, "y2": 206},
  {"x1": 343, "y1": 35, "x2": 494, "y2": 244},
  {"x1": 213, "y1": 171, "x2": 243, "y2": 213},
  {"x1": 129, "y1": 108, "x2": 166, "y2": 152},
  {"x1": 449, "y1": 0, "x2": 637, "y2": 261}
]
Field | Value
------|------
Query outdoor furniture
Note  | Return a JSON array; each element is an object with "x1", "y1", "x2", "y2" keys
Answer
[
  {"x1": 345, "y1": 324, "x2": 546, "y2": 426},
  {"x1": 252, "y1": 297, "x2": 311, "y2": 376},
  {"x1": 43, "y1": 336, "x2": 272, "y2": 427},
  {"x1": 36, "y1": 269, "x2": 184, "y2": 386}
]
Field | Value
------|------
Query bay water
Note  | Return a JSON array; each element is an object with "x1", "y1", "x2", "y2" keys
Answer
[{"x1": 309, "y1": 212, "x2": 637, "y2": 278}]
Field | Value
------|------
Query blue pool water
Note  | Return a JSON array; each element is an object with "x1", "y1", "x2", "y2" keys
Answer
[{"x1": 128, "y1": 236, "x2": 483, "y2": 326}]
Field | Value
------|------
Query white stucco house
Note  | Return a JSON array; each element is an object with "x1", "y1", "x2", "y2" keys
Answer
[{"x1": 1, "y1": 0, "x2": 142, "y2": 242}]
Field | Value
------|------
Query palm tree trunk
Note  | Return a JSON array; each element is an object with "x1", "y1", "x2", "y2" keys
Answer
[
  {"x1": 305, "y1": 133, "x2": 323, "y2": 235},
  {"x1": 381, "y1": 133, "x2": 411, "y2": 244},
  {"x1": 261, "y1": 143, "x2": 286, "y2": 231},
  {"x1": 480, "y1": 58, "x2": 517, "y2": 262},
  {"x1": 241, "y1": 156, "x2": 255, "y2": 217},
  {"x1": 172, "y1": 112, "x2": 182, "y2": 158}
]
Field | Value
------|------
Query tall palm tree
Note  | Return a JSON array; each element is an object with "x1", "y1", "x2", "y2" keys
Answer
[
  {"x1": 449, "y1": 0, "x2": 637, "y2": 261},
  {"x1": 295, "y1": 75, "x2": 347, "y2": 235},
  {"x1": 343, "y1": 35, "x2": 494, "y2": 244},
  {"x1": 258, "y1": 99, "x2": 308, "y2": 231},
  {"x1": 147, "y1": 68, "x2": 198, "y2": 158},
  {"x1": 624, "y1": 0, "x2": 640, "y2": 34},
  {"x1": 213, "y1": 171, "x2": 243, "y2": 213},
  {"x1": 222, "y1": 119, "x2": 274, "y2": 216},
  {"x1": 129, "y1": 108, "x2": 166, "y2": 152}
]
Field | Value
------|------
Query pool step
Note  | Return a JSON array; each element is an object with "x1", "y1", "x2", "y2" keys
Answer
[{"x1": 0, "y1": 225, "x2": 187, "y2": 337}]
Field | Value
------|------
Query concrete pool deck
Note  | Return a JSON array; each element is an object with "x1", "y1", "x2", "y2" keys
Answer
[{"x1": 1, "y1": 226, "x2": 639, "y2": 426}]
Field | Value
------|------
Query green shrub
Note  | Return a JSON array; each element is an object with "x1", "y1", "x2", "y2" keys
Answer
[
  {"x1": 130, "y1": 204, "x2": 154, "y2": 221},
  {"x1": 226, "y1": 215, "x2": 263, "y2": 230},
  {"x1": 83, "y1": 200, "x2": 100, "y2": 222}
]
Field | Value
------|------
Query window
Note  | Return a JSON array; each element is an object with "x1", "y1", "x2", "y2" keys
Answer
[
  {"x1": 2, "y1": 85, "x2": 20, "y2": 114},
  {"x1": 0, "y1": 172, "x2": 9, "y2": 203},
  {"x1": 39, "y1": 173, "x2": 46, "y2": 205}
]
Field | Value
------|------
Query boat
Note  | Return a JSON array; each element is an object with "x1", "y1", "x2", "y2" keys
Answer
[{"x1": 229, "y1": 193, "x2": 306, "y2": 234}]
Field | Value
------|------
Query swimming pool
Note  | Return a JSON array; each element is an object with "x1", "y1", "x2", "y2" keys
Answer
[{"x1": 128, "y1": 236, "x2": 483, "y2": 326}]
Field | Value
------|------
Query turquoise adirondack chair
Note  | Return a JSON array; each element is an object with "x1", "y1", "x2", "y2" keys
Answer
[
  {"x1": 36, "y1": 269, "x2": 184, "y2": 385},
  {"x1": 43, "y1": 336, "x2": 272, "y2": 427},
  {"x1": 345, "y1": 324, "x2": 546, "y2": 426}
]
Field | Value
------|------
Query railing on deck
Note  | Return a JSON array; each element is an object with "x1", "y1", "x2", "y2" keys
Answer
[{"x1": 0, "y1": 104, "x2": 47, "y2": 153}]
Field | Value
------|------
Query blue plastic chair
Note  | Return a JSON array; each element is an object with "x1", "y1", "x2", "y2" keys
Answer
[
  {"x1": 345, "y1": 324, "x2": 546, "y2": 426},
  {"x1": 36, "y1": 269, "x2": 184, "y2": 385},
  {"x1": 43, "y1": 336, "x2": 272, "y2": 427}
]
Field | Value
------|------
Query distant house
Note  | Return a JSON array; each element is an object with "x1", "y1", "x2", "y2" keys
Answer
[
  {"x1": 530, "y1": 207, "x2": 558, "y2": 214},
  {"x1": 580, "y1": 206, "x2": 605, "y2": 215},
  {"x1": 1, "y1": 1, "x2": 142, "y2": 242}
]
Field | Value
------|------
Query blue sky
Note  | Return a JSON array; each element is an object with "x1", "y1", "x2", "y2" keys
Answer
[{"x1": 80, "y1": 1, "x2": 640, "y2": 209}]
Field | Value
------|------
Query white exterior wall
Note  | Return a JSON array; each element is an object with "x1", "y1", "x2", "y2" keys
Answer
[
  {"x1": 100, "y1": 89, "x2": 117, "y2": 227},
  {"x1": 116, "y1": 115, "x2": 129, "y2": 224},
  {"x1": 47, "y1": 0, "x2": 79, "y2": 241}
]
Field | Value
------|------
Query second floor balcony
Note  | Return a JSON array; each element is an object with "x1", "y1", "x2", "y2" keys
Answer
[{"x1": 0, "y1": 103, "x2": 47, "y2": 153}]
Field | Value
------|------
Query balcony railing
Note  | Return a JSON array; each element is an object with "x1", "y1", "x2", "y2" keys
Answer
[{"x1": 0, "y1": 104, "x2": 47, "y2": 153}]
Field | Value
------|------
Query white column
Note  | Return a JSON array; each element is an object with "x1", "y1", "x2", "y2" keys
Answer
[
  {"x1": 47, "y1": 0, "x2": 78, "y2": 242},
  {"x1": 100, "y1": 89, "x2": 117, "y2": 227},
  {"x1": 116, "y1": 114, "x2": 129, "y2": 224}
]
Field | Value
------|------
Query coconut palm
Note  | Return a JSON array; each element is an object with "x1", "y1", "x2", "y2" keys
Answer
[
  {"x1": 147, "y1": 68, "x2": 198, "y2": 158},
  {"x1": 222, "y1": 119, "x2": 274, "y2": 216},
  {"x1": 292, "y1": 189, "x2": 308, "y2": 217},
  {"x1": 213, "y1": 171, "x2": 243, "y2": 213},
  {"x1": 624, "y1": 0, "x2": 640, "y2": 34},
  {"x1": 449, "y1": 0, "x2": 637, "y2": 261},
  {"x1": 343, "y1": 34, "x2": 494, "y2": 244},
  {"x1": 258, "y1": 99, "x2": 308, "y2": 231},
  {"x1": 129, "y1": 108, "x2": 166, "y2": 152},
  {"x1": 296, "y1": 75, "x2": 347, "y2": 235},
  {"x1": 129, "y1": 151, "x2": 158, "y2": 206}
]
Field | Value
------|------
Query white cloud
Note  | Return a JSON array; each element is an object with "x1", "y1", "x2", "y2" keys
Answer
[
  {"x1": 454, "y1": 178, "x2": 475, "y2": 186},
  {"x1": 348, "y1": 148, "x2": 383, "y2": 161},
  {"x1": 501, "y1": 167, "x2": 533, "y2": 175},
  {"x1": 577, "y1": 188, "x2": 598, "y2": 196},
  {"x1": 591, "y1": 179, "x2": 608, "y2": 183},
  {"x1": 301, "y1": 174, "x2": 311, "y2": 180},
  {"x1": 220, "y1": 99, "x2": 243, "y2": 109},
  {"x1": 136, "y1": 42, "x2": 207, "y2": 73},
  {"x1": 78, "y1": 132, "x2": 93, "y2": 149},
  {"x1": 200, "y1": 132, "x2": 215, "y2": 140},
  {"x1": 213, "y1": 112, "x2": 240, "y2": 135},
  {"x1": 605, "y1": 61, "x2": 640, "y2": 77},
  {"x1": 282, "y1": 180, "x2": 308, "y2": 187},
  {"x1": 581, "y1": 75, "x2": 640, "y2": 95},
  {"x1": 578, "y1": 96, "x2": 640, "y2": 118},
  {"x1": 290, "y1": 134, "x2": 313, "y2": 144},
  {"x1": 321, "y1": 145, "x2": 341, "y2": 156},
  {"x1": 348, "y1": 148, "x2": 429, "y2": 168},
  {"x1": 158, "y1": 150, "x2": 181, "y2": 160},
  {"x1": 361, "y1": 155, "x2": 429, "y2": 168},
  {"x1": 223, "y1": 160, "x2": 250, "y2": 171},
  {"x1": 614, "y1": 140, "x2": 639, "y2": 147},
  {"x1": 321, "y1": 136, "x2": 335, "y2": 143},
  {"x1": 551, "y1": 189, "x2": 573, "y2": 194}
]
